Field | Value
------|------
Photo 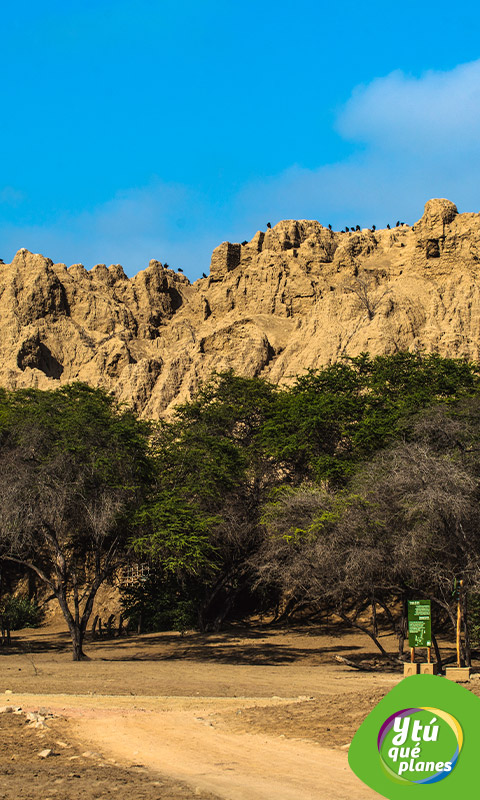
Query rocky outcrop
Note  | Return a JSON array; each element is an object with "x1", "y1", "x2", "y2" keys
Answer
[{"x1": 2, "y1": 199, "x2": 480, "y2": 417}]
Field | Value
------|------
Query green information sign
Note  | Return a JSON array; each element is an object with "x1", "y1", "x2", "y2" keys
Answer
[{"x1": 408, "y1": 599, "x2": 432, "y2": 647}]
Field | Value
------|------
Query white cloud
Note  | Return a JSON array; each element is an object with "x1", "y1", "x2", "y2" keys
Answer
[
  {"x1": 2, "y1": 59, "x2": 480, "y2": 279},
  {"x1": 235, "y1": 59, "x2": 480, "y2": 230},
  {"x1": 337, "y1": 60, "x2": 480, "y2": 154}
]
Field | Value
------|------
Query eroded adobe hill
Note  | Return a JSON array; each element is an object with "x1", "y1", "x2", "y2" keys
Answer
[{"x1": 2, "y1": 198, "x2": 480, "y2": 417}]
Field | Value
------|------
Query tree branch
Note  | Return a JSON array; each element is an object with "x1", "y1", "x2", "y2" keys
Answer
[{"x1": 1, "y1": 556, "x2": 54, "y2": 591}]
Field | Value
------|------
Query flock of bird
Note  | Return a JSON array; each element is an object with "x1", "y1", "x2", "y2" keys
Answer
[
  {"x1": 263, "y1": 221, "x2": 409, "y2": 233},
  {"x1": 0, "y1": 220, "x2": 411, "y2": 279}
]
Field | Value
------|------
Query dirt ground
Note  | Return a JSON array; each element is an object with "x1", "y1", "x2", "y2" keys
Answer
[
  {"x1": 0, "y1": 623, "x2": 472, "y2": 799},
  {"x1": 0, "y1": 712, "x2": 217, "y2": 800}
]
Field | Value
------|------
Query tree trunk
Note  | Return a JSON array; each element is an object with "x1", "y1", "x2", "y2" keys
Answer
[
  {"x1": 270, "y1": 596, "x2": 300, "y2": 625},
  {"x1": 0, "y1": 616, "x2": 9, "y2": 645},
  {"x1": 374, "y1": 597, "x2": 405, "y2": 658},
  {"x1": 197, "y1": 605, "x2": 206, "y2": 633},
  {"x1": 3, "y1": 553, "x2": 108, "y2": 662},
  {"x1": 371, "y1": 593, "x2": 378, "y2": 638},
  {"x1": 212, "y1": 587, "x2": 241, "y2": 632},
  {"x1": 337, "y1": 610, "x2": 401, "y2": 664},
  {"x1": 432, "y1": 633, "x2": 443, "y2": 672},
  {"x1": 198, "y1": 573, "x2": 234, "y2": 631},
  {"x1": 70, "y1": 622, "x2": 89, "y2": 661},
  {"x1": 28, "y1": 571, "x2": 37, "y2": 601},
  {"x1": 55, "y1": 590, "x2": 90, "y2": 661},
  {"x1": 107, "y1": 614, "x2": 115, "y2": 638}
]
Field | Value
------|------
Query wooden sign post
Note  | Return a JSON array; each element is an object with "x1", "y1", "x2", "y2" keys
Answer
[
  {"x1": 456, "y1": 578, "x2": 463, "y2": 669},
  {"x1": 446, "y1": 578, "x2": 471, "y2": 681}
]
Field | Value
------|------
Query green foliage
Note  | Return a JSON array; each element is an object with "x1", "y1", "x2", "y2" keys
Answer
[
  {"x1": 132, "y1": 490, "x2": 217, "y2": 575},
  {"x1": 0, "y1": 595, "x2": 44, "y2": 629},
  {"x1": 0, "y1": 383, "x2": 156, "y2": 658},
  {"x1": 120, "y1": 572, "x2": 198, "y2": 634},
  {"x1": 153, "y1": 371, "x2": 277, "y2": 504},
  {"x1": 0, "y1": 382, "x2": 153, "y2": 490},
  {"x1": 0, "y1": 382, "x2": 156, "y2": 588},
  {"x1": 129, "y1": 357, "x2": 480, "y2": 631},
  {"x1": 3, "y1": 354, "x2": 480, "y2": 643},
  {"x1": 262, "y1": 353, "x2": 480, "y2": 482},
  {"x1": 135, "y1": 372, "x2": 279, "y2": 629}
]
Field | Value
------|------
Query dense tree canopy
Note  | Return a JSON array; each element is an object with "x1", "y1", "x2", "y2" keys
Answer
[
  {"x1": 142, "y1": 373, "x2": 279, "y2": 630},
  {"x1": 262, "y1": 352, "x2": 480, "y2": 481},
  {"x1": 3, "y1": 353, "x2": 480, "y2": 662}
]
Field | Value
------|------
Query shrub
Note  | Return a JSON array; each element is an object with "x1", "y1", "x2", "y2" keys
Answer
[{"x1": 0, "y1": 595, "x2": 44, "y2": 629}]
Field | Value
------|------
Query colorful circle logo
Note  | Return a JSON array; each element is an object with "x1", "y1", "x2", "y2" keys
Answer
[{"x1": 378, "y1": 707, "x2": 462, "y2": 784}]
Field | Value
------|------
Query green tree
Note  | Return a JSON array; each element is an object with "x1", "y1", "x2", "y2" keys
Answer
[
  {"x1": 120, "y1": 570, "x2": 199, "y2": 635},
  {"x1": 145, "y1": 372, "x2": 277, "y2": 630},
  {"x1": 0, "y1": 595, "x2": 44, "y2": 630},
  {"x1": 0, "y1": 383, "x2": 153, "y2": 660},
  {"x1": 262, "y1": 353, "x2": 480, "y2": 483}
]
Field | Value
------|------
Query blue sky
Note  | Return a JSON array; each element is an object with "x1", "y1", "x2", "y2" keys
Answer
[{"x1": 1, "y1": 1, "x2": 480, "y2": 280}]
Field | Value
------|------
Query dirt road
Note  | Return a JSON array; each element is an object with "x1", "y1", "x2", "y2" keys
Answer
[
  {"x1": 9, "y1": 690, "x2": 390, "y2": 799},
  {"x1": 2, "y1": 625, "x2": 411, "y2": 799}
]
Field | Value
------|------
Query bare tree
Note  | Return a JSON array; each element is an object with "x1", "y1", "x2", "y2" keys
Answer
[
  {"x1": 0, "y1": 385, "x2": 152, "y2": 660},
  {"x1": 343, "y1": 273, "x2": 389, "y2": 321},
  {"x1": 256, "y1": 436, "x2": 480, "y2": 663}
]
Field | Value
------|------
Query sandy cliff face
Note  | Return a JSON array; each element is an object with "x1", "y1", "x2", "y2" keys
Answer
[{"x1": 2, "y1": 198, "x2": 480, "y2": 417}]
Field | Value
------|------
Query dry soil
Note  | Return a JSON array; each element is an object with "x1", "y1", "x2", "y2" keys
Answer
[{"x1": 0, "y1": 623, "x2": 465, "y2": 799}]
